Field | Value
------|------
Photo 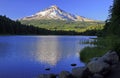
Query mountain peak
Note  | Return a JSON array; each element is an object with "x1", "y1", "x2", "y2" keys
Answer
[
  {"x1": 50, "y1": 5, "x2": 58, "y2": 9},
  {"x1": 48, "y1": 5, "x2": 60, "y2": 11},
  {"x1": 21, "y1": 5, "x2": 95, "y2": 22}
]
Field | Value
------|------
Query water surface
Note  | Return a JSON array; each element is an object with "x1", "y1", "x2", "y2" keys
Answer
[{"x1": 0, "y1": 36, "x2": 96, "y2": 78}]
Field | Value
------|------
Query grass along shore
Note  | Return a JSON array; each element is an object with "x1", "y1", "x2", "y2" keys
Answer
[{"x1": 80, "y1": 35, "x2": 120, "y2": 63}]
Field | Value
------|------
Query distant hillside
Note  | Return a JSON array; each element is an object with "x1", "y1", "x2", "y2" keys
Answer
[{"x1": 20, "y1": 19, "x2": 104, "y2": 33}]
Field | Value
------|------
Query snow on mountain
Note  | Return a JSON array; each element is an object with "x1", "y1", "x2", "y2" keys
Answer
[{"x1": 21, "y1": 5, "x2": 95, "y2": 21}]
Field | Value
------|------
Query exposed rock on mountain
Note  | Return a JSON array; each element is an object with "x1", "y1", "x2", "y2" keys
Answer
[{"x1": 21, "y1": 5, "x2": 95, "y2": 22}]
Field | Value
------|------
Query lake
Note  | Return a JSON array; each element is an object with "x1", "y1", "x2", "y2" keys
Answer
[{"x1": 0, "y1": 36, "x2": 96, "y2": 78}]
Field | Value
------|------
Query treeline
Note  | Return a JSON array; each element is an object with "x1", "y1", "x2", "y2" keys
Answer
[
  {"x1": 0, "y1": 15, "x2": 82, "y2": 35},
  {"x1": 103, "y1": 0, "x2": 120, "y2": 37},
  {"x1": 0, "y1": 15, "x2": 104, "y2": 35},
  {"x1": 0, "y1": 15, "x2": 52, "y2": 35},
  {"x1": 95, "y1": 0, "x2": 120, "y2": 56}
]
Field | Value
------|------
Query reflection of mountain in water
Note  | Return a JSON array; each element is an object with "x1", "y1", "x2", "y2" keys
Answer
[
  {"x1": 34, "y1": 36, "x2": 80, "y2": 66},
  {"x1": 35, "y1": 36, "x2": 61, "y2": 66},
  {"x1": 0, "y1": 36, "x2": 95, "y2": 66},
  {"x1": 0, "y1": 36, "x2": 97, "y2": 78}
]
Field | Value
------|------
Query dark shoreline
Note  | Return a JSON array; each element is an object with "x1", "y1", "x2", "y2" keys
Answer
[{"x1": 38, "y1": 51, "x2": 119, "y2": 78}]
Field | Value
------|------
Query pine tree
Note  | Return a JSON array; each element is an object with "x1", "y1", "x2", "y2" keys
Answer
[{"x1": 104, "y1": 0, "x2": 120, "y2": 36}]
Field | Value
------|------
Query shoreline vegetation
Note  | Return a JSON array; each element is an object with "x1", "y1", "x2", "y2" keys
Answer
[
  {"x1": 80, "y1": 36, "x2": 120, "y2": 63},
  {"x1": 80, "y1": 0, "x2": 120, "y2": 63}
]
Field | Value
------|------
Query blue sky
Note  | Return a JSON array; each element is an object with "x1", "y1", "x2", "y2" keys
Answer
[{"x1": 0, "y1": 0, "x2": 113, "y2": 21}]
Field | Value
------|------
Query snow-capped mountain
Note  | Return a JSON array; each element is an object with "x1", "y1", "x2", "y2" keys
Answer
[{"x1": 21, "y1": 5, "x2": 94, "y2": 21}]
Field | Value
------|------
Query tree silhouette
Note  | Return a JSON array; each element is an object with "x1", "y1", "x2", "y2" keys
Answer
[{"x1": 104, "y1": 0, "x2": 120, "y2": 37}]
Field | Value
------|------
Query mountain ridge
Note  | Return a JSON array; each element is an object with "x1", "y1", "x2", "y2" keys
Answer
[{"x1": 21, "y1": 5, "x2": 95, "y2": 22}]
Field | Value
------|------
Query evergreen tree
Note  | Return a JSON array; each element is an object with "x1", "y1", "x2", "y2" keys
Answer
[{"x1": 104, "y1": 0, "x2": 120, "y2": 36}]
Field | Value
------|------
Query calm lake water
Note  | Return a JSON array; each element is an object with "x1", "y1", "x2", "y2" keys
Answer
[{"x1": 0, "y1": 36, "x2": 96, "y2": 78}]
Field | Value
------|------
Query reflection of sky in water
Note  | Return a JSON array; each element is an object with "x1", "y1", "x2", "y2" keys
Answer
[{"x1": 0, "y1": 36, "x2": 96, "y2": 78}]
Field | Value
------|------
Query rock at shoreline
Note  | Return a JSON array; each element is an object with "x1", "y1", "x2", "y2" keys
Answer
[
  {"x1": 38, "y1": 51, "x2": 120, "y2": 78},
  {"x1": 59, "y1": 71, "x2": 72, "y2": 78},
  {"x1": 71, "y1": 63, "x2": 77, "y2": 66},
  {"x1": 72, "y1": 67, "x2": 89, "y2": 78},
  {"x1": 93, "y1": 74, "x2": 104, "y2": 78},
  {"x1": 90, "y1": 57, "x2": 99, "y2": 61},
  {"x1": 45, "y1": 68, "x2": 50, "y2": 71},
  {"x1": 87, "y1": 60, "x2": 110, "y2": 74},
  {"x1": 39, "y1": 74, "x2": 56, "y2": 78},
  {"x1": 100, "y1": 51, "x2": 119, "y2": 65}
]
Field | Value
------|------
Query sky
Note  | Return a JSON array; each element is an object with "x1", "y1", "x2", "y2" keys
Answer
[{"x1": 0, "y1": 0, "x2": 113, "y2": 21}]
